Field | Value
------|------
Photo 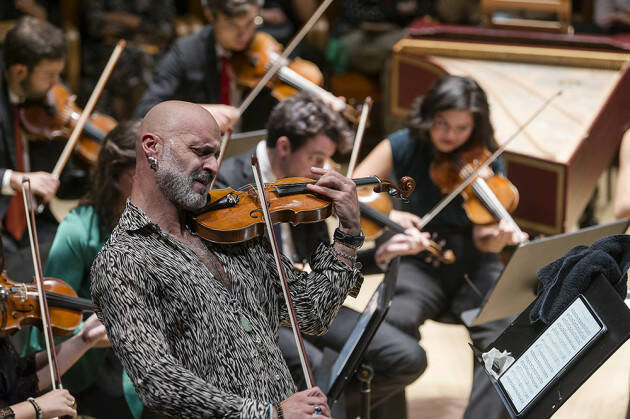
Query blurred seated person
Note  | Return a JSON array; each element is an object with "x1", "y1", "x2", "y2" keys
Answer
[
  {"x1": 329, "y1": 0, "x2": 426, "y2": 76},
  {"x1": 133, "y1": 0, "x2": 272, "y2": 132},
  {"x1": 80, "y1": 0, "x2": 176, "y2": 119},
  {"x1": 1, "y1": 17, "x2": 68, "y2": 254},
  {"x1": 595, "y1": 0, "x2": 630, "y2": 33},
  {"x1": 613, "y1": 129, "x2": 630, "y2": 220},
  {"x1": 215, "y1": 93, "x2": 426, "y2": 419}
]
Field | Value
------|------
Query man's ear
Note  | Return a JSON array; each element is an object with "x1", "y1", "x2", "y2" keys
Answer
[
  {"x1": 275, "y1": 136, "x2": 292, "y2": 157},
  {"x1": 8, "y1": 64, "x2": 28, "y2": 85},
  {"x1": 141, "y1": 133, "x2": 161, "y2": 159}
]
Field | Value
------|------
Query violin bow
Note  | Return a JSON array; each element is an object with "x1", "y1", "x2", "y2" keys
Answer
[
  {"x1": 419, "y1": 90, "x2": 562, "y2": 230},
  {"x1": 250, "y1": 156, "x2": 315, "y2": 388},
  {"x1": 346, "y1": 97, "x2": 373, "y2": 177},
  {"x1": 22, "y1": 179, "x2": 63, "y2": 391},
  {"x1": 209, "y1": 127, "x2": 233, "y2": 191},
  {"x1": 38, "y1": 40, "x2": 126, "y2": 213},
  {"x1": 237, "y1": 0, "x2": 333, "y2": 116}
]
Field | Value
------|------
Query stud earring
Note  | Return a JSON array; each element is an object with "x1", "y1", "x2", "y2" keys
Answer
[{"x1": 148, "y1": 156, "x2": 158, "y2": 171}]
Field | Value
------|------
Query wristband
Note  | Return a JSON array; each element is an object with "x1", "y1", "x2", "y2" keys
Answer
[
  {"x1": 27, "y1": 397, "x2": 42, "y2": 419},
  {"x1": 333, "y1": 228, "x2": 364, "y2": 249}
]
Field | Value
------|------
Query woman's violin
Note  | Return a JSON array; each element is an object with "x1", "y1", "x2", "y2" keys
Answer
[
  {"x1": 358, "y1": 190, "x2": 455, "y2": 265},
  {"x1": 231, "y1": 31, "x2": 360, "y2": 123},
  {"x1": 19, "y1": 83, "x2": 117, "y2": 164},
  {"x1": 429, "y1": 145, "x2": 526, "y2": 242},
  {"x1": 0, "y1": 271, "x2": 96, "y2": 338},
  {"x1": 193, "y1": 175, "x2": 415, "y2": 244}
]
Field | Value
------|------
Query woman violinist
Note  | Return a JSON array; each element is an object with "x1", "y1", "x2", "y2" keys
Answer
[
  {"x1": 353, "y1": 75, "x2": 523, "y2": 419},
  {"x1": 0, "y1": 237, "x2": 108, "y2": 419}
]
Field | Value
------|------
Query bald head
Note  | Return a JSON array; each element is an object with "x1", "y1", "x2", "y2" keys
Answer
[{"x1": 140, "y1": 101, "x2": 221, "y2": 145}]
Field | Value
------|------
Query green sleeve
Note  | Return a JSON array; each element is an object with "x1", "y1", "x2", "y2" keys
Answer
[{"x1": 44, "y1": 211, "x2": 89, "y2": 293}]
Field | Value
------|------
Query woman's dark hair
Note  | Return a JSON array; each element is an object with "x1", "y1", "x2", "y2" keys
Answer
[
  {"x1": 3, "y1": 16, "x2": 65, "y2": 70},
  {"x1": 266, "y1": 93, "x2": 353, "y2": 154},
  {"x1": 80, "y1": 120, "x2": 139, "y2": 235},
  {"x1": 203, "y1": 0, "x2": 263, "y2": 17},
  {"x1": 408, "y1": 75, "x2": 498, "y2": 152}
]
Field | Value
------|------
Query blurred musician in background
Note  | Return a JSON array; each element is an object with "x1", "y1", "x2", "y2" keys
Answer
[
  {"x1": 216, "y1": 93, "x2": 426, "y2": 418},
  {"x1": 354, "y1": 75, "x2": 523, "y2": 419},
  {"x1": 0, "y1": 17, "x2": 65, "y2": 253},
  {"x1": 133, "y1": 0, "x2": 271, "y2": 131}
]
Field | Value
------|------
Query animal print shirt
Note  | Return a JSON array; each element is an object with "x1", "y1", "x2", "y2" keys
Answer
[{"x1": 90, "y1": 201, "x2": 363, "y2": 418}]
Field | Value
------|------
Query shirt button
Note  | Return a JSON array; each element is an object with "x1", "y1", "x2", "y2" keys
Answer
[{"x1": 275, "y1": 374, "x2": 281, "y2": 381}]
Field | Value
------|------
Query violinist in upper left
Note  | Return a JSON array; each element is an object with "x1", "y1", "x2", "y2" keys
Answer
[{"x1": 0, "y1": 17, "x2": 65, "y2": 253}]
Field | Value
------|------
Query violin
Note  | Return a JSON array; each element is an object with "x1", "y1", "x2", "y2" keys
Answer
[
  {"x1": 19, "y1": 83, "x2": 117, "y2": 164},
  {"x1": 0, "y1": 271, "x2": 96, "y2": 338},
  {"x1": 193, "y1": 175, "x2": 415, "y2": 244},
  {"x1": 231, "y1": 31, "x2": 360, "y2": 123},
  {"x1": 358, "y1": 190, "x2": 455, "y2": 265},
  {"x1": 429, "y1": 145, "x2": 526, "y2": 242}
]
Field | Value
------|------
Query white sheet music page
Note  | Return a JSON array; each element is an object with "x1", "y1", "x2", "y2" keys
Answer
[{"x1": 498, "y1": 296, "x2": 603, "y2": 414}]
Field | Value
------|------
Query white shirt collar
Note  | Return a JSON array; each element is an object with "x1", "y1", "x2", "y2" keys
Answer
[{"x1": 255, "y1": 139, "x2": 276, "y2": 183}]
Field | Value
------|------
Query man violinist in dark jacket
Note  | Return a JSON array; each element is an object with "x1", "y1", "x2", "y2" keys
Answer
[
  {"x1": 133, "y1": 0, "x2": 276, "y2": 132},
  {"x1": 0, "y1": 17, "x2": 66, "y2": 253}
]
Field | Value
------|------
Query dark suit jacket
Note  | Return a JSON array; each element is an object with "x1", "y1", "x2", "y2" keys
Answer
[
  {"x1": 0, "y1": 65, "x2": 17, "y2": 220},
  {"x1": 133, "y1": 25, "x2": 276, "y2": 130},
  {"x1": 215, "y1": 147, "x2": 330, "y2": 263}
]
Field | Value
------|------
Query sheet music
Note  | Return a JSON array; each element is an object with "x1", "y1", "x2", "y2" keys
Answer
[{"x1": 498, "y1": 297, "x2": 603, "y2": 413}]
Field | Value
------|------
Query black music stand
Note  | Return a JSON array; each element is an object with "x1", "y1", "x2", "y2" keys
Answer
[
  {"x1": 472, "y1": 274, "x2": 630, "y2": 418},
  {"x1": 316, "y1": 257, "x2": 400, "y2": 419}
]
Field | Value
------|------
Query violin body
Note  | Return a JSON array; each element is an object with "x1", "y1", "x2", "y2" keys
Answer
[
  {"x1": 430, "y1": 147, "x2": 519, "y2": 225},
  {"x1": 0, "y1": 271, "x2": 96, "y2": 338},
  {"x1": 195, "y1": 175, "x2": 414, "y2": 244},
  {"x1": 19, "y1": 84, "x2": 117, "y2": 164},
  {"x1": 194, "y1": 177, "x2": 332, "y2": 244},
  {"x1": 231, "y1": 32, "x2": 324, "y2": 101},
  {"x1": 231, "y1": 31, "x2": 361, "y2": 122},
  {"x1": 358, "y1": 187, "x2": 393, "y2": 240}
]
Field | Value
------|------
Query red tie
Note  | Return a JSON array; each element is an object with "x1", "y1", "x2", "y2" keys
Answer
[
  {"x1": 4, "y1": 106, "x2": 27, "y2": 241},
  {"x1": 219, "y1": 55, "x2": 231, "y2": 106}
]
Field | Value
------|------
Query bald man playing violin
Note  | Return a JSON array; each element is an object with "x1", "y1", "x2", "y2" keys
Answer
[{"x1": 91, "y1": 100, "x2": 365, "y2": 419}]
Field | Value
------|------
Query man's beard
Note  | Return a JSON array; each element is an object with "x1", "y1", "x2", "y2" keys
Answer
[{"x1": 155, "y1": 148, "x2": 213, "y2": 211}]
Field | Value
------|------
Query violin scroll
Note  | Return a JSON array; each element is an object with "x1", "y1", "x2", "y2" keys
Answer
[{"x1": 372, "y1": 176, "x2": 416, "y2": 203}]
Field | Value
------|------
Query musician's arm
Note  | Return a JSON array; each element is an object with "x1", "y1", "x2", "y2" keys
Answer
[
  {"x1": 352, "y1": 138, "x2": 394, "y2": 179},
  {"x1": 614, "y1": 130, "x2": 630, "y2": 219},
  {"x1": 34, "y1": 315, "x2": 108, "y2": 391},
  {"x1": 265, "y1": 240, "x2": 363, "y2": 336}
]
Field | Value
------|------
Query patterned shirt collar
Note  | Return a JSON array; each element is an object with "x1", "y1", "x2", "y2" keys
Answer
[{"x1": 118, "y1": 199, "x2": 160, "y2": 233}]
